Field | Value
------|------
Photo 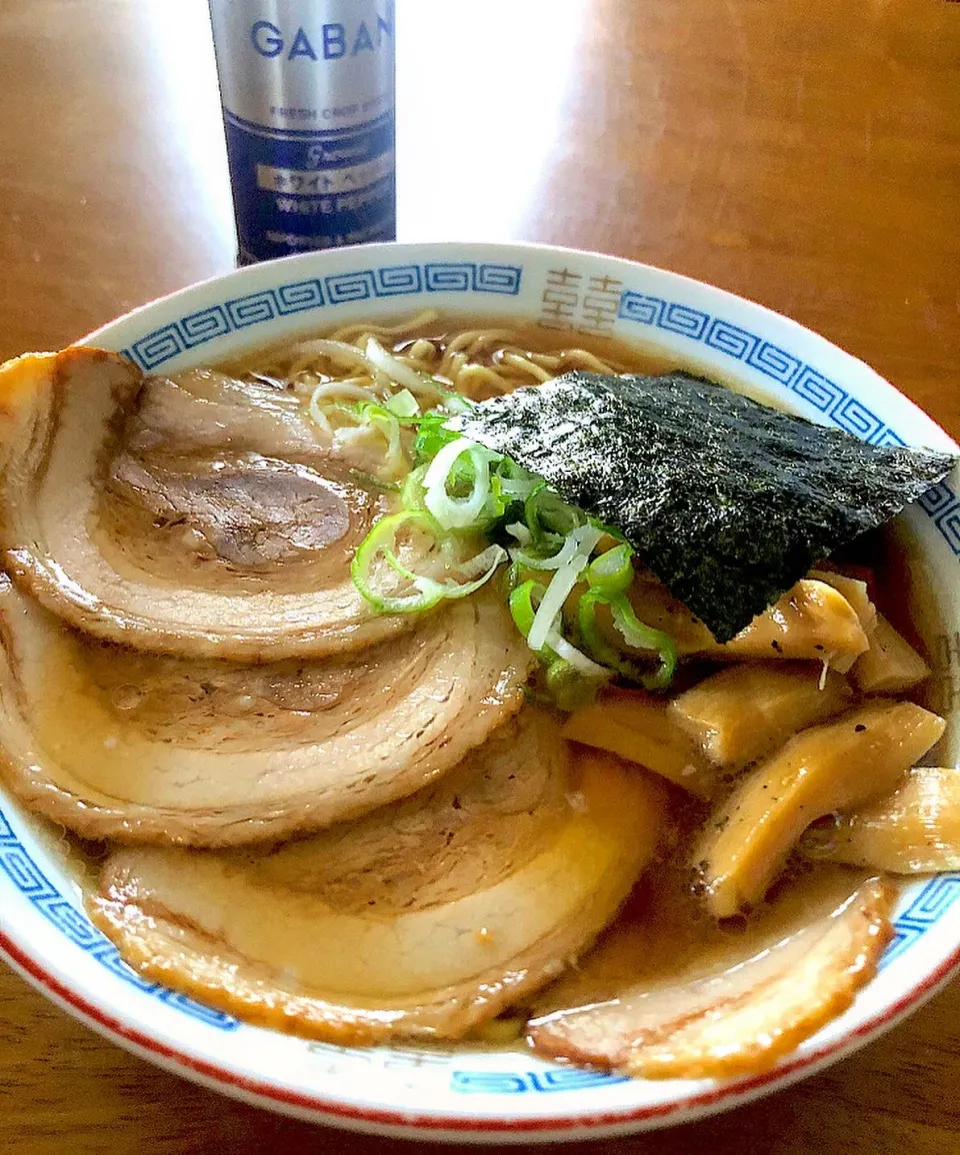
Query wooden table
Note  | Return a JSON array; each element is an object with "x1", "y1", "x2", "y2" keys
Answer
[{"x1": 1, "y1": 0, "x2": 958, "y2": 1150}]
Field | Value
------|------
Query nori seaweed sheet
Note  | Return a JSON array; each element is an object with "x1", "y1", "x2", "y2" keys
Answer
[{"x1": 450, "y1": 371, "x2": 957, "y2": 642}]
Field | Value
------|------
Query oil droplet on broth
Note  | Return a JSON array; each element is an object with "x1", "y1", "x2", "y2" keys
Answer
[{"x1": 110, "y1": 683, "x2": 143, "y2": 711}]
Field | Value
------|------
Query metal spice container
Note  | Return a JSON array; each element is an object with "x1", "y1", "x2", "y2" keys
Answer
[{"x1": 207, "y1": 1, "x2": 396, "y2": 263}]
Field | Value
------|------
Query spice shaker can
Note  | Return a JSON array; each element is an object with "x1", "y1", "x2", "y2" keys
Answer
[{"x1": 207, "y1": 1, "x2": 396, "y2": 263}]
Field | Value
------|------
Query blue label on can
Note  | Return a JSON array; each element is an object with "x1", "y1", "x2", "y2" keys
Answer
[
  {"x1": 223, "y1": 109, "x2": 395, "y2": 263},
  {"x1": 207, "y1": 0, "x2": 396, "y2": 262}
]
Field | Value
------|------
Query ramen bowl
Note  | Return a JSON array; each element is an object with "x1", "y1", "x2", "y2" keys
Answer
[{"x1": 0, "y1": 241, "x2": 958, "y2": 1142}]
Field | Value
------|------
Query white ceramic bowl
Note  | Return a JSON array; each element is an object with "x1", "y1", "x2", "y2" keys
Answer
[{"x1": 1, "y1": 241, "x2": 958, "y2": 1142}]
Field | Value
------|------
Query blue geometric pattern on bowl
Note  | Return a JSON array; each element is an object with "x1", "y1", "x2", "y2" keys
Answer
[
  {"x1": 0, "y1": 808, "x2": 238, "y2": 1030},
  {"x1": 450, "y1": 1068, "x2": 630, "y2": 1094},
  {"x1": 0, "y1": 262, "x2": 956, "y2": 1081},
  {"x1": 918, "y1": 482, "x2": 960, "y2": 557},
  {"x1": 121, "y1": 262, "x2": 522, "y2": 371},
  {"x1": 880, "y1": 875, "x2": 960, "y2": 966}
]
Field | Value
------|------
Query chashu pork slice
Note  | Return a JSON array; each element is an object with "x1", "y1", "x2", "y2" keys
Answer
[
  {"x1": 0, "y1": 576, "x2": 531, "y2": 845},
  {"x1": 528, "y1": 870, "x2": 893, "y2": 1079},
  {"x1": 90, "y1": 711, "x2": 668, "y2": 1043},
  {"x1": 0, "y1": 347, "x2": 420, "y2": 659}
]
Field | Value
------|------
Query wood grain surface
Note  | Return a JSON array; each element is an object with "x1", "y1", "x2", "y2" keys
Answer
[{"x1": 1, "y1": 1, "x2": 959, "y2": 1151}]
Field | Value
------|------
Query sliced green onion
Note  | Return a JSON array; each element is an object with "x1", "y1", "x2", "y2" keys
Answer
[
  {"x1": 351, "y1": 510, "x2": 448, "y2": 613},
  {"x1": 440, "y1": 391, "x2": 474, "y2": 415},
  {"x1": 477, "y1": 473, "x2": 508, "y2": 524},
  {"x1": 544, "y1": 628, "x2": 609, "y2": 678},
  {"x1": 511, "y1": 528, "x2": 589, "y2": 572},
  {"x1": 586, "y1": 516, "x2": 628, "y2": 542},
  {"x1": 505, "y1": 521, "x2": 532, "y2": 546},
  {"x1": 352, "y1": 509, "x2": 506, "y2": 614},
  {"x1": 348, "y1": 414, "x2": 679, "y2": 705},
  {"x1": 423, "y1": 437, "x2": 501, "y2": 530},
  {"x1": 413, "y1": 413, "x2": 460, "y2": 463},
  {"x1": 501, "y1": 559, "x2": 521, "y2": 597},
  {"x1": 499, "y1": 477, "x2": 541, "y2": 499},
  {"x1": 509, "y1": 579, "x2": 545, "y2": 638},
  {"x1": 362, "y1": 407, "x2": 402, "y2": 464},
  {"x1": 525, "y1": 487, "x2": 583, "y2": 545},
  {"x1": 577, "y1": 590, "x2": 628, "y2": 670},
  {"x1": 577, "y1": 588, "x2": 676, "y2": 691},
  {"x1": 545, "y1": 659, "x2": 603, "y2": 712},
  {"x1": 308, "y1": 381, "x2": 379, "y2": 436},
  {"x1": 326, "y1": 405, "x2": 408, "y2": 481},
  {"x1": 347, "y1": 468, "x2": 401, "y2": 493},
  {"x1": 497, "y1": 456, "x2": 538, "y2": 484},
  {"x1": 406, "y1": 369, "x2": 474, "y2": 415},
  {"x1": 385, "y1": 388, "x2": 420, "y2": 418},
  {"x1": 610, "y1": 596, "x2": 678, "y2": 690},
  {"x1": 610, "y1": 596, "x2": 672, "y2": 654},
  {"x1": 585, "y1": 543, "x2": 635, "y2": 594},
  {"x1": 527, "y1": 525, "x2": 603, "y2": 654},
  {"x1": 511, "y1": 582, "x2": 607, "y2": 679},
  {"x1": 379, "y1": 528, "x2": 504, "y2": 600},
  {"x1": 454, "y1": 543, "x2": 508, "y2": 581},
  {"x1": 401, "y1": 462, "x2": 429, "y2": 510},
  {"x1": 412, "y1": 550, "x2": 507, "y2": 604}
]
